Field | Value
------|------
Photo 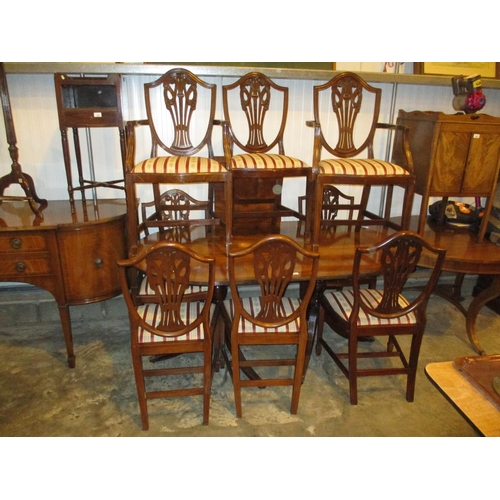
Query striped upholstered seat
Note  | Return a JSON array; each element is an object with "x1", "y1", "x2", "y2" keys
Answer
[
  {"x1": 318, "y1": 158, "x2": 410, "y2": 177},
  {"x1": 231, "y1": 153, "x2": 308, "y2": 170},
  {"x1": 132, "y1": 156, "x2": 226, "y2": 174},
  {"x1": 223, "y1": 296, "x2": 302, "y2": 333},
  {"x1": 322, "y1": 289, "x2": 416, "y2": 326},
  {"x1": 137, "y1": 302, "x2": 215, "y2": 343}
]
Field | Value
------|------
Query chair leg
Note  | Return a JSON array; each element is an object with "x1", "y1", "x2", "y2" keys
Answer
[
  {"x1": 406, "y1": 333, "x2": 424, "y2": 402},
  {"x1": 290, "y1": 340, "x2": 306, "y2": 414},
  {"x1": 203, "y1": 339, "x2": 212, "y2": 425},
  {"x1": 348, "y1": 335, "x2": 358, "y2": 405},
  {"x1": 387, "y1": 334, "x2": 396, "y2": 352},
  {"x1": 230, "y1": 332, "x2": 243, "y2": 418},
  {"x1": 383, "y1": 185, "x2": 394, "y2": 224},
  {"x1": 132, "y1": 351, "x2": 149, "y2": 431}
]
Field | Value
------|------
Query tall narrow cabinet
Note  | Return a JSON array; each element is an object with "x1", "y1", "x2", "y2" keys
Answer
[
  {"x1": 54, "y1": 73, "x2": 126, "y2": 207},
  {"x1": 395, "y1": 110, "x2": 500, "y2": 241}
]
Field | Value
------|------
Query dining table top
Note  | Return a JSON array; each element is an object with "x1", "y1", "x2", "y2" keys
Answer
[
  {"x1": 4, "y1": 200, "x2": 500, "y2": 280},
  {"x1": 134, "y1": 222, "x2": 389, "y2": 286},
  {"x1": 132, "y1": 214, "x2": 500, "y2": 286}
]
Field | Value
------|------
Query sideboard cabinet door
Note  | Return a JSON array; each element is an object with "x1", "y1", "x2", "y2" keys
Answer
[{"x1": 56, "y1": 216, "x2": 126, "y2": 304}]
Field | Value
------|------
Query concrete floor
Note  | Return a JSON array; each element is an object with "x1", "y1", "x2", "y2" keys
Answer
[{"x1": 1, "y1": 275, "x2": 499, "y2": 438}]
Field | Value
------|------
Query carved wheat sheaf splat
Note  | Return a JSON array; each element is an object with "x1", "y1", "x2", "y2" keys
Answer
[
  {"x1": 145, "y1": 249, "x2": 190, "y2": 329},
  {"x1": 331, "y1": 75, "x2": 363, "y2": 153},
  {"x1": 160, "y1": 190, "x2": 192, "y2": 222},
  {"x1": 253, "y1": 241, "x2": 295, "y2": 322},
  {"x1": 377, "y1": 240, "x2": 421, "y2": 313},
  {"x1": 322, "y1": 187, "x2": 341, "y2": 221},
  {"x1": 163, "y1": 73, "x2": 198, "y2": 150},
  {"x1": 240, "y1": 76, "x2": 271, "y2": 148}
]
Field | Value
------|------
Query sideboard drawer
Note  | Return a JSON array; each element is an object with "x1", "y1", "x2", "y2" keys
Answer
[
  {"x1": 0, "y1": 253, "x2": 53, "y2": 278},
  {"x1": 0, "y1": 233, "x2": 49, "y2": 252},
  {"x1": 0, "y1": 231, "x2": 55, "y2": 280}
]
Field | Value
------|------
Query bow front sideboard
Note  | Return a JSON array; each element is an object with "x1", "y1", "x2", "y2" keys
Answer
[{"x1": 0, "y1": 199, "x2": 127, "y2": 368}]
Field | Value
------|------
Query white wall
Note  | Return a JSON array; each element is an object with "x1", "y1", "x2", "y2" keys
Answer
[{"x1": 2, "y1": 69, "x2": 500, "y2": 218}]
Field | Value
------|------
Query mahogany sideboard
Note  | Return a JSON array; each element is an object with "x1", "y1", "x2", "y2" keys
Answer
[{"x1": 0, "y1": 198, "x2": 127, "y2": 368}]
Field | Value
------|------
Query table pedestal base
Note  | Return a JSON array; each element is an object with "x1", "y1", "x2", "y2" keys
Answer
[{"x1": 431, "y1": 273, "x2": 500, "y2": 355}]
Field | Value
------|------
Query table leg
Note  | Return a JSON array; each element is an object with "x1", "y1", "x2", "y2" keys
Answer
[
  {"x1": 58, "y1": 304, "x2": 75, "y2": 368},
  {"x1": 465, "y1": 275, "x2": 500, "y2": 355},
  {"x1": 430, "y1": 273, "x2": 500, "y2": 355}
]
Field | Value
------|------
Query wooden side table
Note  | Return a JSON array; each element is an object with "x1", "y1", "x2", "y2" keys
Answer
[{"x1": 395, "y1": 110, "x2": 500, "y2": 241}]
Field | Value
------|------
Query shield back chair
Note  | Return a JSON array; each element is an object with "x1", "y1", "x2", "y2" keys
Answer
[
  {"x1": 316, "y1": 231, "x2": 446, "y2": 405},
  {"x1": 307, "y1": 72, "x2": 416, "y2": 247},
  {"x1": 298, "y1": 185, "x2": 376, "y2": 306},
  {"x1": 125, "y1": 68, "x2": 232, "y2": 255},
  {"x1": 219, "y1": 72, "x2": 313, "y2": 240},
  {"x1": 139, "y1": 187, "x2": 211, "y2": 241},
  {"x1": 118, "y1": 241, "x2": 216, "y2": 430},
  {"x1": 220, "y1": 235, "x2": 319, "y2": 417},
  {"x1": 298, "y1": 184, "x2": 356, "y2": 238}
]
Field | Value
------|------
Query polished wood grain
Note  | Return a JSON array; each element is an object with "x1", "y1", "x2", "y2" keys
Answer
[
  {"x1": 416, "y1": 218, "x2": 500, "y2": 274},
  {"x1": 136, "y1": 215, "x2": 500, "y2": 283},
  {"x1": 135, "y1": 222, "x2": 390, "y2": 285},
  {"x1": 0, "y1": 199, "x2": 127, "y2": 368},
  {"x1": 426, "y1": 361, "x2": 500, "y2": 437}
]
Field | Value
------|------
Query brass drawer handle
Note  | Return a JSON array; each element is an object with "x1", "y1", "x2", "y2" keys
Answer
[
  {"x1": 94, "y1": 258, "x2": 104, "y2": 268},
  {"x1": 15, "y1": 261, "x2": 26, "y2": 273},
  {"x1": 11, "y1": 238, "x2": 22, "y2": 250}
]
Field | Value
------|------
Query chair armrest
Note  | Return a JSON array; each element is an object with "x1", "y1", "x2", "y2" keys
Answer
[
  {"x1": 124, "y1": 119, "x2": 150, "y2": 172},
  {"x1": 306, "y1": 120, "x2": 322, "y2": 168},
  {"x1": 213, "y1": 119, "x2": 233, "y2": 167},
  {"x1": 306, "y1": 120, "x2": 320, "y2": 128},
  {"x1": 126, "y1": 119, "x2": 150, "y2": 128},
  {"x1": 376, "y1": 122, "x2": 414, "y2": 173}
]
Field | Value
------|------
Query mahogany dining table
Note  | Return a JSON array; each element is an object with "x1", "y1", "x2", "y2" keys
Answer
[
  {"x1": 133, "y1": 221, "x2": 388, "y2": 378},
  {"x1": 133, "y1": 215, "x2": 500, "y2": 362}
]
